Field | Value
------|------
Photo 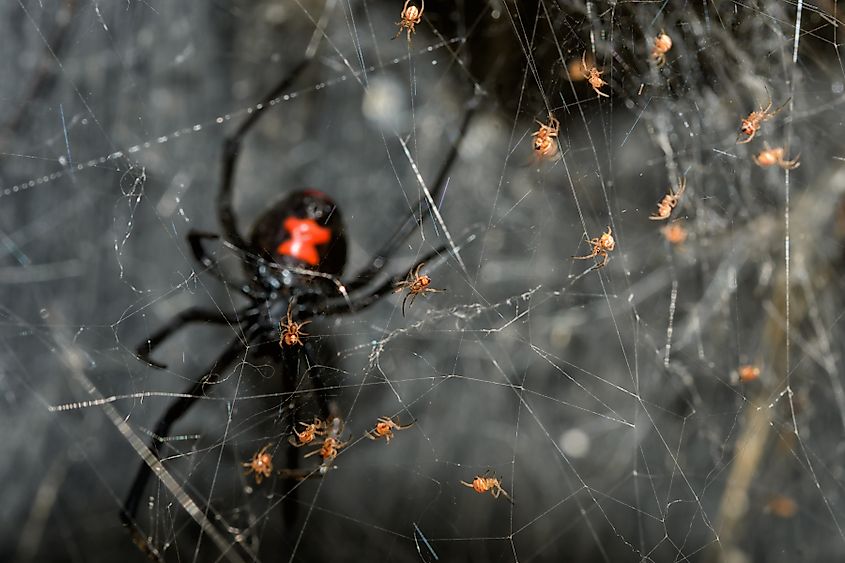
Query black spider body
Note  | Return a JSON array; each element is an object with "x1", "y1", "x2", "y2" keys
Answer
[{"x1": 119, "y1": 59, "x2": 475, "y2": 561}]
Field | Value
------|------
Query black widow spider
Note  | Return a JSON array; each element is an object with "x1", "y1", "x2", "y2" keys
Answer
[{"x1": 118, "y1": 57, "x2": 475, "y2": 557}]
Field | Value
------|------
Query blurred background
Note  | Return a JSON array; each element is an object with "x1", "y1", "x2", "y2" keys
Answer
[{"x1": 2, "y1": 0, "x2": 845, "y2": 561}]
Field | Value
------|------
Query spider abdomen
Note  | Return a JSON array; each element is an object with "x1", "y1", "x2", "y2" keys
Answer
[
  {"x1": 277, "y1": 217, "x2": 331, "y2": 266},
  {"x1": 249, "y1": 190, "x2": 347, "y2": 278}
]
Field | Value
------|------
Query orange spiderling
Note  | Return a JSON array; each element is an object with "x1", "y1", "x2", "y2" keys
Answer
[
  {"x1": 572, "y1": 226, "x2": 615, "y2": 269},
  {"x1": 364, "y1": 416, "x2": 414, "y2": 443},
  {"x1": 243, "y1": 444, "x2": 273, "y2": 485},
  {"x1": 581, "y1": 52, "x2": 610, "y2": 98},
  {"x1": 460, "y1": 472, "x2": 513, "y2": 503}
]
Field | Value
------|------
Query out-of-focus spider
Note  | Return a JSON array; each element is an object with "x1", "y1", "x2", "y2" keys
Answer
[
  {"x1": 572, "y1": 226, "x2": 615, "y2": 269},
  {"x1": 737, "y1": 96, "x2": 789, "y2": 144},
  {"x1": 582, "y1": 52, "x2": 610, "y2": 98},
  {"x1": 753, "y1": 145, "x2": 800, "y2": 169},
  {"x1": 651, "y1": 32, "x2": 672, "y2": 66},
  {"x1": 567, "y1": 53, "x2": 591, "y2": 81},
  {"x1": 243, "y1": 444, "x2": 274, "y2": 485},
  {"x1": 288, "y1": 417, "x2": 327, "y2": 447},
  {"x1": 461, "y1": 471, "x2": 513, "y2": 503},
  {"x1": 279, "y1": 303, "x2": 310, "y2": 347},
  {"x1": 394, "y1": 0, "x2": 424, "y2": 41},
  {"x1": 738, "y1": 364, "x2": 760, "y2": 383},
  {"x1": 393, "y1": 262, "x2": 444, "y2": 316},
  {"x1": 661, "y1": 222, "x2": 688, "y2": 245},
  {"x1": 531, "y1": 114, "x2": 560, "y2": 161},
  {"x1": 765, "y1": 494, "x2": 798, "y2": 518},
  {"x1": 649, "y1": 178, "x2": 686, "y2": 221},
  {"x1": 364, "y1": 416, "x2": 414, "y2": 443}
]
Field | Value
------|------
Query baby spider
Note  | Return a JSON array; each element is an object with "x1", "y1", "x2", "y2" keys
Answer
[
  {"x1": 572, "y1": 226, "x2": 615, "y2": 269},
  {"x1": 364, "y1": 416, "x2": 414, "y2": 443},
  {"x1": 765, "y1": 494, "x2": 798, "y2": 518},
  {"x1": 567, "y1": 53, "x2": 592, "y2": 81},
  {"x1": 303, "y1": 417, "x2": 348, "y2": 470},
  {"x1": 288, "y1": 417, "x2": 327, "y2": 447},
  {"x1": 461, "y1": 471, "x2": 513, "y2": 503},
  {"x1": 650, "y1": 32, "x2": 673, "y2": 67},
  {"x1": 531, "y1": 114, "x2": 560, "y2": 161},
  {"x1": 737, "y1": 96, "x2": 790, "y2": 144},
  {"x1": 753, "y1": 145, "x2": 800, "y2": 170},
  {"x1": 304, "y1": 434, "x2": 348, "y2": 466},
  {"x1": 243, "y1": 444, "x2": 273, "y2": 485},
  {"x1": 394, "y1": 262, "x2": 444, "y2": 316},
  {"x1": 581, "y1": 52, "x2": 610, "y2": 98},
  {"x1": 661, "y1": 222, "x2": 688, "y2": 245},
  {"x1": 279, "y1": 303, "x2": 310, "y2": 347},
  {"x1": 649, "y1": 178, "x2": 686, "y2": 221},
  {"x1": 737, "y1": 364, "x2": 761, "y2": 383},
  {"x1": 394, "y1": 0, "x2": 424, "y2": 41}
]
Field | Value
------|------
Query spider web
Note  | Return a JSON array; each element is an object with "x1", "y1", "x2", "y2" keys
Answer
[{"x1": 3, "y1": 1, "x2": 845, "y2": 562}]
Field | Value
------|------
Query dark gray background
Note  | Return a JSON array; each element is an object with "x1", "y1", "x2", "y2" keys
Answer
[{"x1": 2, "y1": 1, "x2": 844, "y2": 561}]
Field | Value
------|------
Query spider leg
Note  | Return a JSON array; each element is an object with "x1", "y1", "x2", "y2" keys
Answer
[
  {"x1": 401, "y1": 291, "x2": 414, "y2": 317},
  {"x1": 288, "y1": 436, "x2": 309, "y2": 447},
  {"x1": 497, "y1": 485, "x2": 515, "y2": 504},
  {"x1": 297, "y1": 342, "x2": 332, "y2": 420},
  {"x1": 282, "y1": 422, "x2": 301, "y2": 525},
  {"x1": 737, "y1": 130, "x2": 755, "y2": 144},
  {"x1": 121, "y1": 334, "x2": 251, "y2": 534},
  {"x1": 676, "y1": 177, "x2": 686, "y2": 197},
  {"x1": 782, "y1": 155, "x2": 800, "y2": 169},
  {"x1": 136, "y1": 306, "x2": 255, "y2": 369},
  {"x1": 394, "y1": 419, "x2": 415, "y2": 430},
  {"x1": 597, "y1": 252, "x2": 609, "y2": 268},
  {"x1": 303, "y1": 447, "x2": 322, "y2": 459},
  {"x1": 405, "y1": 290, "x2": 424, "y2": 316},
  {"x1": 770, "y1": 96, "x2": 792, "y2": 117},
  {"x1": 187, "y1": 230, "x2": 261, "y2": 298},
  {"x1": 218, "y1": 60, "x2": 310, "y2": 249},
  {"x1": 276, "y1": 340, "x2": 333, "y2": 525},
  {"x1": 342, "y1": 97, "x2": 478, "y2": 293},
  {"x1": 319, "y1": 245, "x2": 449, "y2": 316}
]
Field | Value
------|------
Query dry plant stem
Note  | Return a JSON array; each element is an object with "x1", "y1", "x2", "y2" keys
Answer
[
  {"x1": 711, "y1": 351, "x2": 777, "y2": 558},
  {"x1": 711, "y1": 278, "x2": 792, "y2": 561},
  {"x1": 709, "y1": 166, "x2": 845, "y2": 560}
]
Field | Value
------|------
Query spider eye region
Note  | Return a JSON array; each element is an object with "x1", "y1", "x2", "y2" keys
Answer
[{"x1": 277, "y1": 217, "x2": 332, "y2": 266}]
